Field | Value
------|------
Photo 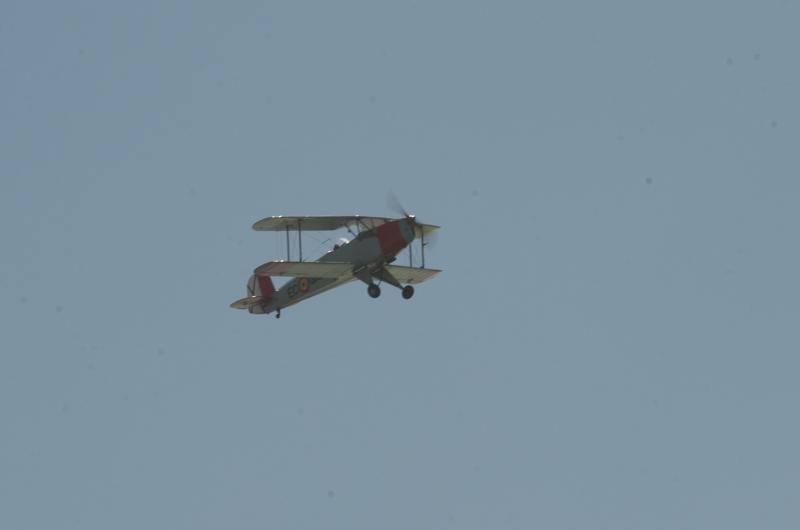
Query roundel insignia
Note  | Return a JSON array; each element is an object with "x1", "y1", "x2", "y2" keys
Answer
[{"x1": 298, "y1": 278, "x2": 310, "y2": 293}]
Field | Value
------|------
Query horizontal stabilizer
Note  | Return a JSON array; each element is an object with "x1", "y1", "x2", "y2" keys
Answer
[
  {"x1": 384, "y1": 265, "x2": 442, "y2": 284},
  {"x1": 254, "y1": 261, "x2": 354, "y2": 278},
  {"x1": 230, "y1": 296, "x2": 262, "y2": 309}
]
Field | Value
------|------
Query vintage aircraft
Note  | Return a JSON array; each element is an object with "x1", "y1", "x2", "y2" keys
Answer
[{"x1": 230, "y1": 213, "x2": 441, "y2": 318}]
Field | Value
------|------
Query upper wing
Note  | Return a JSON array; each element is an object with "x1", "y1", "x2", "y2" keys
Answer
[
  {"x1": 252, "y1": 215, "x2": 394, "y2": 232},
  {"x1": 384, "y1": 265, "x2": 442, "y2": 284},
  {"x1": 252, "y1": 215, "x2": 440, "y2": 236},
  {"x1": 255, "y1": 260, "x2": 354, "y2": 278}
]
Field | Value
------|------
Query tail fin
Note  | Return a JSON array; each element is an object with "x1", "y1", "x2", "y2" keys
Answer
[
  {"x1": 258, "y1": 275, "x2": 276, "y2": 299},
  {"x1": 247, "y1": 274, "x2": 276, "y2": 299}
]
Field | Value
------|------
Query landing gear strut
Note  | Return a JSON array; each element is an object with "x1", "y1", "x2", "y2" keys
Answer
[
  {"x1": 275, "y1": 308, "x2": 281, "y2": 319},
  {"x1": 402, "y1": 285, "x2": 415, "y2": 299},
  {"x1": 367, "y1": 284, "x2": 381, "y2": 298}
]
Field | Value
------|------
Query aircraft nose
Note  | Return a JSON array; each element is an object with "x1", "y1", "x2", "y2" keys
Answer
[{"x1": 377, "y1": 220, "x2": 412, "y2": 258}]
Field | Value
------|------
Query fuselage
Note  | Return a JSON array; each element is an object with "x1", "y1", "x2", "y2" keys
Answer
[{"x1": 247, "y1": 219, "x2": 415, "y2": 315}]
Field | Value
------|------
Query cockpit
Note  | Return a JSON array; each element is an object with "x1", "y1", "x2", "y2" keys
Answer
[{"x1": 331, "y1": 237, "x2": 350, "y2": 251}]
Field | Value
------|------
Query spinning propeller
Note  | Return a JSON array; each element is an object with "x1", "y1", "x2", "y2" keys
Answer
[
  {"x1": 387, "y1": 191, "x2": 439, "y2": 248},
  {"x1": 387, "y1": 191, "x2": 415, "y2": 223}
]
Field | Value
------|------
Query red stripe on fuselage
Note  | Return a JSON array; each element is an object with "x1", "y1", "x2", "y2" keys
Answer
[{"x1": 377, "y1": 221, "x2": 406, "y2": 258}]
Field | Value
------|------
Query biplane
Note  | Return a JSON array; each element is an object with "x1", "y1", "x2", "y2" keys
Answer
[{"x1": 230, "y1": 213, "x2": 441, "y2": 318}]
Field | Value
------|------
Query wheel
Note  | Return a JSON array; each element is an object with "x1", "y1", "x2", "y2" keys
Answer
[
  {"x1": 367, "y1": 284, "x2": 381, "y2": 298},
  {"x1": 402, "y1": 285, "x2": 415, "y2": 299}
]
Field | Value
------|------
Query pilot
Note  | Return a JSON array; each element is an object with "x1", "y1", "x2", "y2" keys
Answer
[{"x1": 332, "y1": 237, "x2": 349, "y2": 251}]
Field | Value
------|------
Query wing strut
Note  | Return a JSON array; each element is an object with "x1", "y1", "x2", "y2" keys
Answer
[
  {"x1": 285, "y1": 226, "x2": 290, "y2": 261},
  {"x1": 421, "y1": 229, "x2": 425, "y2": 268}
]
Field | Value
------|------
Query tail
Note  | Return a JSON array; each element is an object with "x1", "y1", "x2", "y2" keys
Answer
[
  {"x1": 248, "y1": 274, "x2": 276, "y2": 299},
  {"x1": 232, "y1": 274, "x2": 277, "y2": 313}
]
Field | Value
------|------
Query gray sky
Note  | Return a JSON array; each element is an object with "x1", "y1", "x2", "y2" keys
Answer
[{"x1": 2, "y1": 1, "x2": 799, "y2": 528}]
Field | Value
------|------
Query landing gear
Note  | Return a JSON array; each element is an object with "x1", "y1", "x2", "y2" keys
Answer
[
  {"x1": 275, "y1": 308, "x2": 281, "y2": 319},
  {"x1": 367, "y1": 284, "x2": 381, "y2": 298},
  {"x1": 401, "y1": 285, "x2": 415, "y2": 299}
]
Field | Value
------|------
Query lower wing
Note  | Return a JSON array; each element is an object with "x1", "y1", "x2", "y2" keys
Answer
[
  {"x1": 253, "y1": 260, "x2": 442, "y2": 285},
  {"x1": 383, "y1": 265, "x2": 442, "y2": 284},
  {"x1": 254, "y1": 261, "x2": 353, "y2": 278}
]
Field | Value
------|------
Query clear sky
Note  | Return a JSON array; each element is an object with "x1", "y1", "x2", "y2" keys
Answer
[{"x1": 2, "y1": 1, "x2": 799, "y2": 529}]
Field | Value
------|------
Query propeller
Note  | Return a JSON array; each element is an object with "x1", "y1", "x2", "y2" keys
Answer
[
  {"x1": 387, "y1": 191, "x2": 439, "y2": 249},
  {"x1": 387, "y1": 191, "x2": 414, "y2": 221},
  {"x1": 387, "y1": 191, "x2": 420, "y2": 233}
]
